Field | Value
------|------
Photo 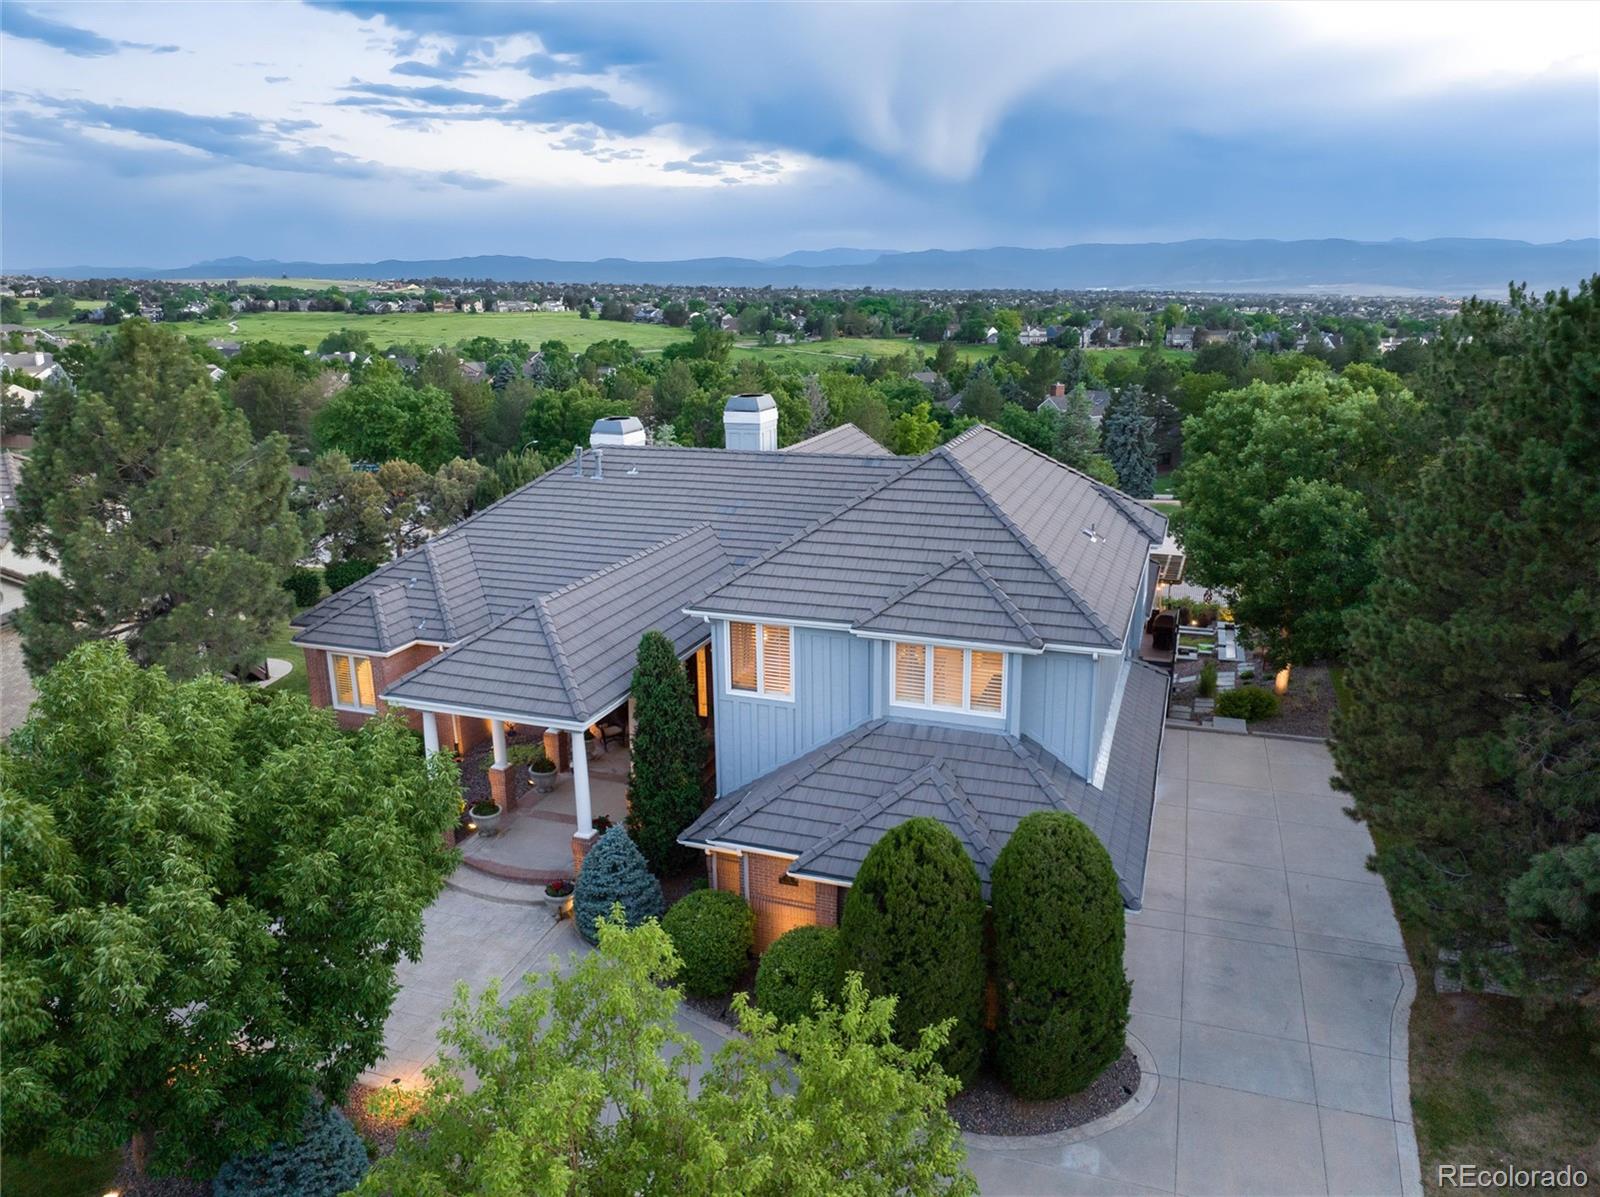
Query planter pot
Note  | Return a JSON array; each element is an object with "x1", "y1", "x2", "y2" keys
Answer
[
  {"x1": 530, "y1": 767, "x2": 557, "y2": 793},
  {"x1": 543, "y1": 888, "x2": 572, "y2": 907},
  {"x1": 471, "y1": 807, "x2": 501, "y2": 835}
]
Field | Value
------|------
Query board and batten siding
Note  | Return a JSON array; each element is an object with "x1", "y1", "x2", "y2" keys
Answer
[
  {"x1": 714, "y1": 622, "x2": 873, "y2": 793},
  {"x1": 1017, "y1": 649, "x2": 1098, "y2": 778}
]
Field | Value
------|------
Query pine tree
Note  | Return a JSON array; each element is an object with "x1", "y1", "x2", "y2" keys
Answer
[
  {"x1": 571, "y1": 827, "x2": 665, "y2": 944},
  {"x1": 1332, "y1": 279, "x2": 1599, "y2": 1010},
  {"x1": 12, "y1": 322, "x2": 302, "y2": 679},
  {"x1": 1100, "y1": 385, "x2": 1156, "y2": 498},
  {"x1": 625, "y1": 631, "x2": 707, "y2": 873},
  {"x1": 837, "y1": 818, "x2": 987, "y2": 1083}
]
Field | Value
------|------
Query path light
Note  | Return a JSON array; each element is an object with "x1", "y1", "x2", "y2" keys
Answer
[{"x1": 1275, "y1": 665, "x2": 1291, "y2": 695}]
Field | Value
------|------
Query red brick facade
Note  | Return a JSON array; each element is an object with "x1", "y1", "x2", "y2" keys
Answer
[
  {"x1": 303, "y1": 643, "x2": 443, "y2": 733},
  {"x1": 706, "y1": 849, "x2": 845, "y2": 950}
]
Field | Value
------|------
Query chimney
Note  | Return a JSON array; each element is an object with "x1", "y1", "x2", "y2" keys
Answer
[
  {"x1": 723, "y1": 392, "x2": 778, "y2": 451},
  {"x1": 589, "y1": 416, "x2": 646, "y2": 448},
  {"x1": 1050, "y1": 382, "x2": 1067, "y2": 397}
]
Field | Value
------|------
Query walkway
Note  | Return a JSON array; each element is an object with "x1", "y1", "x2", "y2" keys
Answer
[
  {"x1": 457, "y1": 747, "x2": 630, "y2": 882},
  {"x1": 370, "y1": 731, "x2": 1420, "y2": 1195}
]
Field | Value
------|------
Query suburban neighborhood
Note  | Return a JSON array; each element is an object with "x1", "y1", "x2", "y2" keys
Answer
[{"x1": 2, "y1": 3, "x2": 1597, "y2": 1197}]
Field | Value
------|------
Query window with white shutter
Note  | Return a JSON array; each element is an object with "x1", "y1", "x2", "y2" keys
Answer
[
  {"x1": 725, "y1": 621, "x2": 795, "y2": 701},
  {"x1": 890, "y1": 641, "x2": 1006, "y2": 718}
]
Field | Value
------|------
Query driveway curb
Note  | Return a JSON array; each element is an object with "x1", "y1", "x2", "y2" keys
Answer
[{"x1": 961, "y1": 1030, "x2": 1159, "y2": 1152}]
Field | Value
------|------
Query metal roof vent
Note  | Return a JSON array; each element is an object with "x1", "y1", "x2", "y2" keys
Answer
[{"x1": 1081, "y1": 523, "x2": 1105, "y2": 544}]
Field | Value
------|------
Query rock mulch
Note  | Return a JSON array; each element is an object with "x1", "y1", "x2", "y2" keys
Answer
[
  {"x1": 950, "y1": 1047, "x2": 1141, "y2": 1136},
  {"x1": 1251, "y1": 662, "x2": 1338, "y2": 738}
]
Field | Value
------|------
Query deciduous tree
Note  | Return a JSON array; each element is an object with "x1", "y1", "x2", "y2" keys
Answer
[{"x1": 0, "y1": 642, "x2": 460, "y2": 1176}]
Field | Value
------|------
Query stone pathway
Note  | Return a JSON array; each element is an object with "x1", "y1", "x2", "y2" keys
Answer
[{"x1": 370, "y1": 731, "x2": 1421, "y2": 1196}]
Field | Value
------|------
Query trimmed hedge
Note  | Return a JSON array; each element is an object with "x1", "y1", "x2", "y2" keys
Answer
[
  {"x1": 991, "y1": 811, "x2": 1129, "y2": 1098},
  {"x1": 837, "y1": 817, "x2": 987, "y2": 1082},
  {"x1": 212, "y1": 1100, "x2": 368, "y2": 1197},
  {"x1": 572, "y1": 827, "x2": 664, "y2": 945},
  {"x1": 755, "y1": 925, "x2": 840, "y2": 1025},
  {"x1": 1216, "y1": 686, "x2": 1280, "y2": 721},
  {"x1": 662, "y1": 888, "x2": 754, "y2": 996},
  {"x1": 281, "y1": 568, "x2": 324, "y2": 608},
  {"x1": 325, "y1": 558, "x2": 378, "y2": 593}
]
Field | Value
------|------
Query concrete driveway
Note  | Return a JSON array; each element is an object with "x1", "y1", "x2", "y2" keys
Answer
[
  {"x1": 967, "y1": 730, "x2": 1421, "y2": 1197},
  {"x1": 370, "y1": 729, "x2": 1420, "y2": 1196}
]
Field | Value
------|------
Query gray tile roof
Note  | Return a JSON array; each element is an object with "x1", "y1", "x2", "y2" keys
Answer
[
  {"x1": 697, "y1": 427, "x2": 1165, "y2": 648},
  {"x1": 293, "y1": 441, "x2": 906, "y2": 654},
  {"x1": 680, "y1": 659, "x2": 1168, "y2": 907},
  {"x1": 380, "y1": 523, "x2": 734, "y2": 725},
  {"x1": 854, "y1": 551, "x2": 1042, "y2": 649},
  {"x1": 0, "y1": 450, "x2": 17, "y2": 546},
  {"x1": 783, "y1": 424, "x2": 891, "y2": 457}
]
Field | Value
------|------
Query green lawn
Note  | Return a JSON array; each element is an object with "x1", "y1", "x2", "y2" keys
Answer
[
  {"x1": 174, "y1": 309, "x2": 694, "y2": 353},
  {"x1": 1145, "y1": 501, "x2": 1180, "y2": 516},
  {"x1": 1, "y1": 1148, "x2": 120, "y2": 1197},
  {"x1": 260, "y1": 616, "x2": 310, "y2": 700}
]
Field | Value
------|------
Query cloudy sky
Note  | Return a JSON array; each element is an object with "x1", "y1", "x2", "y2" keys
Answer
[{"x1": 3, "y1": 0, "x2": 1596, "y2": 267}]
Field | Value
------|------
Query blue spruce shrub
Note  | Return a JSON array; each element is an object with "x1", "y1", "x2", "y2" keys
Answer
[
  {"x1": 212, "y1": 1100, "x2": 368, "y2": 1197},
  {"x1": 572, "y1": 827, "x2": 665, "y2": 944}
]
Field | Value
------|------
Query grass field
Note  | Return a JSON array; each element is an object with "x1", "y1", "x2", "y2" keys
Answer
[
  {"x1": 260, "y1": 616, "x2": 310, "y2": 700},
  {"x1": 2, "y1": 1148, "x2": 121, "y2": 1197},
  {"x1": 173, "y1": 309, "x2": 695, "y2": 353}
]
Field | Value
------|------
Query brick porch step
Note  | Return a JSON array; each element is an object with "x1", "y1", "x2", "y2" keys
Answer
[
  {"x1": 457, "y1": 853, "x2": 568, "y2": 888},
  {"x1": 445, "y1": 866, "x2": 550, "y2": 907}
]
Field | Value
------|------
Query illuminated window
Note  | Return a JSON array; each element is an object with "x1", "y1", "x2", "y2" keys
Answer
[
  {"x1": 891, "y1": 642, "x2": 1006, "y2": 717},
  {"x1": 727, "y1": 621, "x2": 794, "y2": 700},
  {"x1": 328, "y1": 652, "x2": 376, "y2": 712}
]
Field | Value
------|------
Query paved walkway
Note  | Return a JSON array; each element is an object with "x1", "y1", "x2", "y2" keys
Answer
[{"x1": 370, "y1": 730, "x2": 1420, "y2": 1196}]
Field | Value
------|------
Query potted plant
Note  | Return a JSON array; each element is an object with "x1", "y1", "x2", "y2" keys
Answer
[
  {"x1": 470, "y1": 799, "x2": 501, "y2": 835},
  {"x1": 593, "y1": 814, "x2": 614, "y2": 833},
  {"x1": 509, "y1": 743, "x2": 558, "y2": 793},
  {"x1": 543, "y1": 878, "x2": 574, "y2": 908}
]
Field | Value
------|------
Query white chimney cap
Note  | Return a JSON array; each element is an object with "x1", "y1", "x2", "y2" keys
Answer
[{"x1": 590, "y1": 416, "x2": 646, "y2": 447}]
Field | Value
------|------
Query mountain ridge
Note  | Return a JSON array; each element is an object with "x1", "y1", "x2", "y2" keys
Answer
[{"x1": 17, "y1": 237, "x2": 1598, "y2": 294}]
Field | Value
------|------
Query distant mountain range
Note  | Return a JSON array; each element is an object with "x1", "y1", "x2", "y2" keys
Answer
[{"x1": 23, "y1": 238, "x2": 1598, "y2": 294}]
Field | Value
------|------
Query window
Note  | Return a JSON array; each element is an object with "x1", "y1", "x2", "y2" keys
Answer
[
  {"x1": 328, "y1": 652, "x2": 376, "y2": 712},
  {"x1": 892, "y1": 642, "x2": 1006, "y2": 716},
  {"x1": 727, "y1": 621, "x2": 793, "y2": 699}
]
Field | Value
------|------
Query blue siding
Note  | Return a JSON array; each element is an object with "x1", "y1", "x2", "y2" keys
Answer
[
  {"x1": 714, "y1": 622, "x2": 872, "y2": 792},
  {"x1": 1018, "y1": 650, "x2": 1098, "y2": 777},
  {"x1": 1089, "y1": 650, "x2": 1125, "y2": 767}
]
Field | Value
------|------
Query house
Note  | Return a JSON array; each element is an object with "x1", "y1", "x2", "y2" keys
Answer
[
  {"x1": 0, "y1": 351, "x2": 69, "y2": 388},
  {"x1": 1164, "y1": 326, "x2": 1196, "y2": 351},
  {"x1": 984, "y1": 327, "x2": 1000, "y2": 344},
  {"x1": 207, "y1": 339, "x2": 242, "y2": 358},
  {"x1": 1018, "y1": 326, "x2": 1048, "y2": 347},
  {"x1": 1039, "y1": 383, "x2": 1113, "y2": 424},
  {"x1": 720, "y1": 314, "x2": 740, "y2": 332},
  {"x1": 291, "y1": 398, "x2": 1168, "y2": 947},
  {"x1": 205, "y1": 364, "x2": 227, "y2": 383},
  {"x1": 459, "y1": 360, "x2": 488, "y2": 384}
]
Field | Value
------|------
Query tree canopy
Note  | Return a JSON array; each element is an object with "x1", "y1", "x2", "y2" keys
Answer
[
  {"x1": 12, "y1": 321, "x2": 302, "y2": 679},
  {"x1": 1332, "y1": 279, "x2": 1599, "y2": 1013},
  {"x1": 0, "y1": 643, "x2": 461, "y2": 1175},
  {"x1": 312, "y1": 376, "x2": 461, "y2": 470}
]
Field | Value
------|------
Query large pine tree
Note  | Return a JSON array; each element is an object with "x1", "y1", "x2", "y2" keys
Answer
[
  {"x1": 1332, "y1": 279, "x2": 1599, "y2": 1008},
  {"x1": 13, "y1": 321, "x2": 302, "y2": 679},
  {"x1": 625, "y1": 630, "x2": 706, "y2": 873}
]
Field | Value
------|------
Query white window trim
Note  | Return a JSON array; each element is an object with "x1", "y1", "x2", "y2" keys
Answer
[
  {"x1": 889, "y1": 641, "x2": 1007, "y2": 719},
  {"x1": 724, "y1": 620, "x2": 796, "y2": 703},
  {"x1": 326, "y1": 651, "x2": 377, "y2": 713}
]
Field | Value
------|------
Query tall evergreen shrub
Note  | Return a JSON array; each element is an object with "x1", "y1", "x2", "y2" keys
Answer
[{"x1": 625, "y1": 630, "x2": 706, "y2": 874}]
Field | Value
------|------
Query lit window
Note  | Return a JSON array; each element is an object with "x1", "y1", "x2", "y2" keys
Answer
[
  {"x1": 727, "y1": 621, "x2": 794, "y2": 700},
  {"x1": 328, "y1": 652, "x2": 376, "y2": 712},
  {"x1": 891, "y1": 642, "x2": 1006, "y2": 716}
]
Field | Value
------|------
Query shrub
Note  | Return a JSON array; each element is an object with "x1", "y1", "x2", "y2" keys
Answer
[
  {"x1": 661, "y1": 888, "x2": 754, "y2": 996},
  {"x1": 281, "y1": 568, "x2": 323, "y2": 608},
  {"x1": 991, "y1": 811, "x2": 1130, "y2": 1099},
  {"x1": 837, "y1": 817, "x2": 986, "y2": 1082},
  {"x1": 572, "y1": 827, "x2": 664, "y2": 945},
  {"x1": 626, "y1": 630, "x2": 706, "y2": 874},
  {"x1": 325, "y1": 558, "x2": 378, "y2": 592},
  {"x1": 1198, "y1": 661, "x2": 1218, "y2": 697},
  {"x1": 756, "y1": 925, "x2": 840, "y2": 1025},
  {"x1": 1216, "y1": 686, "x2": 1280, "y2": 721},
  {"x1": 213, "y1": 1100, "x2": 368, "y2": 1197}
]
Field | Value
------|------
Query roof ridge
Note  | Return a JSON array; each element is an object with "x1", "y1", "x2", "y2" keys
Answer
[
  {"x1": 541, "y1": 521, "x2": 717, "y2": 610},
  {"x1": 1006, "y1": 735, "x2": 1082, "y2": 812},
  {"x1": 702, "y1": 454, "x2": 930, "y2": 594},
  {"x1": 705, "y1": 720, "x2": 883, "y2": 841},
  {"x1": 959, "y1": 551, "x2": 1045, "y2": 649},
  {"x1": 937, "y1": 449, "x2": 1119, "y2": 647},
  {"x1": 792, "y1": 762, "x2": 945, "y2": 872},
  {"x1": 421, "y1": 540, "x2": 457, "y2": 641},
  {"x1": 531, "y1": 597, "x2": 587, "y2": 722},
  {"x1": 856, "y1": 549, "x2": 1043, "y2": 649},
  {"x1": 945, "y1": 423, "x2": 1166, "y2": 542},
  {"x1": 928, "y1": 763, "x2": 1000, "y2": 870}
]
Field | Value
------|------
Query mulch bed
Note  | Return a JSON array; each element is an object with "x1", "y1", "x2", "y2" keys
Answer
[
  {"x1": 1249, "y1": 662, "x2": 1337, "y2": 738},
  {"x1": 111, "y1": 1152, "x2": 213, "y2": 1197},
  {"x1": 950, "y1": 1047, "x2": 1141, "y2": 1136},
  {"x1": 679, "y1": 957, "x2": 760, "y2": 1027}
]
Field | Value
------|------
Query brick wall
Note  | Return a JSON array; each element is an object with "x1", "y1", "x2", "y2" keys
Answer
[
  {"x1": 703, "y1": 850, "x2": 846, "y2": 949},
  {"x1": 302, "y1": 643, "x2": 440, "y2": 732},
  {"x1": 710, "y1": 850, "x2": 743, "y2": 896}
]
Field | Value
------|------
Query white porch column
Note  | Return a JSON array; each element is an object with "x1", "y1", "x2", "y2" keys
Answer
[
  {"x1": 570, "y1": 728, "x2": 593, "y2": 834},
  {"x1": 421, "y1": 710, "x2": 440, "y2": 756},
  {"x1": 491, "y1": 720, "x2": 507, "y2": 769}
]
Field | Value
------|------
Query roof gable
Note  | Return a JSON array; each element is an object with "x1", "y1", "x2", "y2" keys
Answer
[{"x1": 855, "y1": 550, "x2": 1043, "y2": 649}]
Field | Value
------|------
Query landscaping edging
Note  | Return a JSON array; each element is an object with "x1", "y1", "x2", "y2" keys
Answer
[
  {"x1": 1392, "y1": 962, "x2": 1425, "y2": 1197},
  {"x1": 960, "y1": 1030, "x2": 1157, "y2": 1152}
]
